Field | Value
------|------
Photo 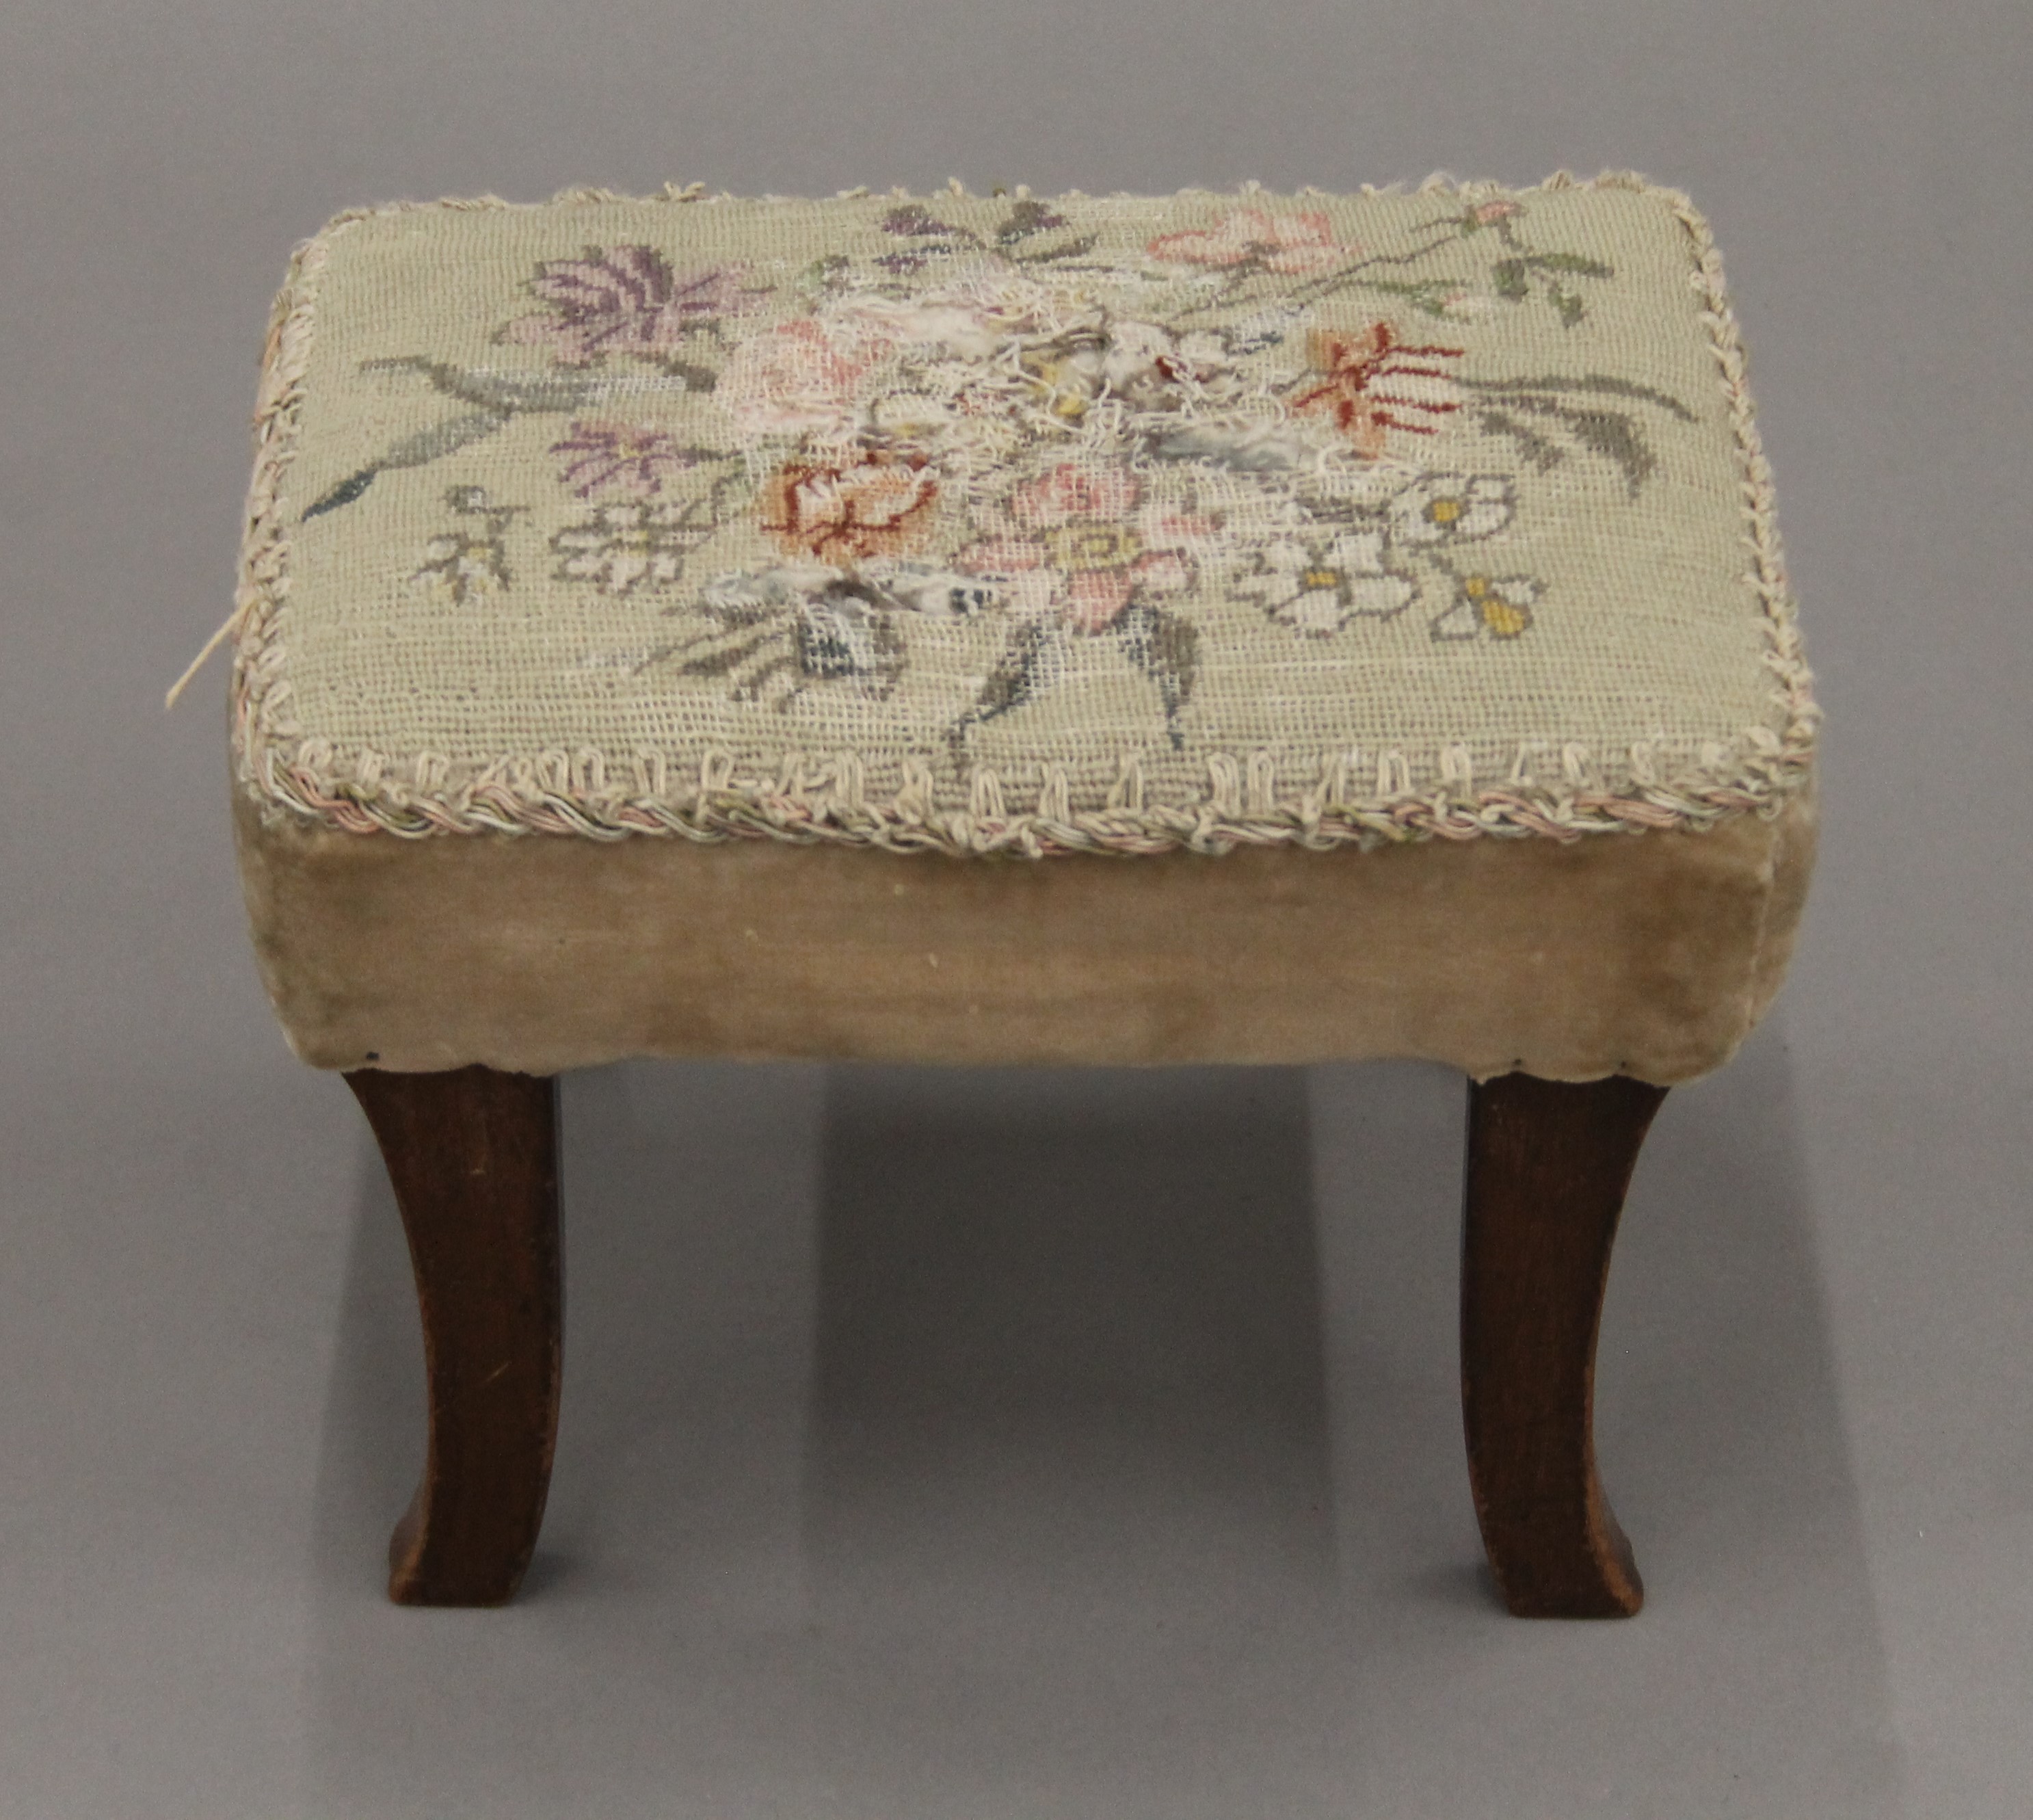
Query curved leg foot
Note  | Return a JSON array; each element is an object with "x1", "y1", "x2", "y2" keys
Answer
[
  {"x1": 1461, "y1": 1071, "x2": 1666, "y2": 1618},
  {"x1": 345, "y1": 1064, "x2": 562, "y2": 1607}
]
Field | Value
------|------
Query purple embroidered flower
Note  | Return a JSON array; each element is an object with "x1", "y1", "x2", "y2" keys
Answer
[
  {"x1": 881, "y1": 205, "x2": 966, "y2": 241},
  {"x1": 877, "y1": 203, "x2": 985, "y2": 274},
  {"x1": 499, "y1": 246, "x2": 756, "y2": 365},
  {"x1": 550, "y1": 419, "x2": 706, "y2": 498}
]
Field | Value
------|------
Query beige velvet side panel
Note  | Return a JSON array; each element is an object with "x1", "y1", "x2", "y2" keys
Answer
[
  {"x1": 1742, "y1": 786, "x2": 1820, "y2": 1033},
  {"x1": 233, "y1": 793, "x2": 1815, "y2": 1084}
]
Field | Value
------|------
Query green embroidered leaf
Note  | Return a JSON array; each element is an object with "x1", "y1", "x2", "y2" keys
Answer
[
  {"x1": 1462, "y1": 373, "x2": 1696, "y2": 421},
  {"x1": 1562, "y1": 408, "x2": 1657, "y2": 496},
  {"x1": 1461, "y1": 382, "x2": 1676, "y2": 494},
  {"x1": 1117, "y1": 601, "x2": 1199, "y2": 748},
  {"x1": 1527, "y1": 252, "x2": 1615, "y2": 278},
  {"x1": 380, "y1": 410, "x2": 515, "y2": 470},
  {"x1": 367, "y1": 357, "x2": 604, "y2": 414},
  {"x1": 795, "y1": 253, "x2": 851, "y2": 297},
  {"x1": 670, "y1": 627, "x2": 781, "y2": 680},
  {"x1": 306, "y1": 408, "x2": 514, "y2": 518},
  {"x1": 950, "y1": 619, "x2": 1070, "y2": 754},
  {"x1": 304, "y1": 467, "x2": 378, "y2": 518},
  {"x1": 1552, "y1": 285, "x2": 1586, "y2": 327},
  {"x1": 1013, "y1": 234, "x2": 1098, "y2": 265},
  {"x1": 1493, "y1": 259, "x2": 1530, "y2": 302},
  {"x1": 794, "y1": 594, "x2": 905, "y2": 691},
  {"x1": 1475, "y1": 408, "x2": 1568, "y2": 472},
  {"x1": 1366, "y1": 277, "x2": 1461, "y2": 318}
]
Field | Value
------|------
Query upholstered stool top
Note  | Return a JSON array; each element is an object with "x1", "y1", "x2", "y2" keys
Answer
[{"x1": 229, "y1": 173, "x2": 1813, "y2": 856}]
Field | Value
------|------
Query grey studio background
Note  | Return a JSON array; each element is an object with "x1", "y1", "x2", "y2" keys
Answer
[{"x1": 1, "y1": 1, "x2": 2027, "y2": 1815}]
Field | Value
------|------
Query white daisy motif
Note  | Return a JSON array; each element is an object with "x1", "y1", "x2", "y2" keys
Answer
[
  {"x1": 1431, "y1": 572, "x2": 1541, "y2": 640},
  {"x1": 1231, "y1": 527, "x2": 1416, "y2": 635},
  {"x1": 552, "y1": 500, "x2": 717, "y2": 594},
  {"x1": 1387, "y1": 473, "x2": 1515, "y2": 546}
]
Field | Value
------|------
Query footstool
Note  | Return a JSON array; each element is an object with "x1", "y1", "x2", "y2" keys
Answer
[{"x1": 213, "y1": 172, "x2": 1816, "y2": 1617}]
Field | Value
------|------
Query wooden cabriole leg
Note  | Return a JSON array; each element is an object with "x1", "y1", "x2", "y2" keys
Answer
[
  {"x1": 343, "y1": 1064, "x2": 562, "y2": 1607},
  {"x1": 1460, "y1": 1070, "x2": 1667, "y2": 1618}
]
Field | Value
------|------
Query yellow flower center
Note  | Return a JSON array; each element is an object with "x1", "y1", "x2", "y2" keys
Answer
[
  {"x1": 1481, "y1": 598, "x2": 1530, "y2": 637},
  {"x1": 1463, "y1": 574, "x2": 1487, "y2": 596},
  {"x1": 1428, "y1": 497, "x2": 1463, "y2": 525},
  {"x1": 1045, "y1": 520, "x2": 1142, "y2": 570},
  {"x1": 1022, "y1": 352, "x2": 1095, "y2": 421},
  {"x1": 1300, "y1": 568, "x2": 1343, "y2": 590}
]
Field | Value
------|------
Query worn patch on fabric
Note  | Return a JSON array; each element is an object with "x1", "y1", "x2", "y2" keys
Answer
[{"x1": 228, "y1": 173, "x2": 1815, "y2": 854}]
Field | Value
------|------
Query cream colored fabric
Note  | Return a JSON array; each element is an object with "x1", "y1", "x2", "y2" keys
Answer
[
  {"x1": 235, "y1": 791, "x2": 1815, "y2": 1084},
  {"x1": 229, "y1": 174, "x2": 1813, "y2": 855}
]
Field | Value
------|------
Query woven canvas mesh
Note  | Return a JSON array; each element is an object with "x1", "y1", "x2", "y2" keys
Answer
[{"x1": 230, "y1": 175, "x2": 1814, "y2": 854}]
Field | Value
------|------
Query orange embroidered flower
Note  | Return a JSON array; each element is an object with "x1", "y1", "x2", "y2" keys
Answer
[
  {"x1": 759, "y1": 449, "x2": 939, "y2": 564},
  {"x1": 1146, "y1": 208, "x2": 1357, "y2": 274},
  {"x1": 1288, "y1": 321, "x2": 1465, "y2": 457}
]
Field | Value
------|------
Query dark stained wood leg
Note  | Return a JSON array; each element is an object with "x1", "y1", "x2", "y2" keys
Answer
[
  {"x1": 344, "y1": 1064, "x2": 562, "y2": 1607},
  {"x1": 1461, "y1": 1071, "x2": 1667, "y2": 1618}
]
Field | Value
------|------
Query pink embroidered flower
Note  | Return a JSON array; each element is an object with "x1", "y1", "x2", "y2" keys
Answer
[
  {"x1": 1145, "y1": 208, "x2": 1357, "y2": 274},
  {"x1": 1471, "y1": 199, "x2": 1524, "y2": 226},
  {"x1": 959, "y1": 462, "x2": 1212, "y2": 634},
  {"x1": 499, "y1": 246, "x2": 756, "y2": 365},
  {"x1": 718, "y1": 313, "x2": 898, "y2": 438},
  {"x1": 549, "y1": 420, "x2": 704, "y2": 498},
  {"x1": 1288, "y1": 321, "x2": 1465, "y2": 457},
  {"x1": 759, "y1": 449, "x2": 940, "y2": 564}
]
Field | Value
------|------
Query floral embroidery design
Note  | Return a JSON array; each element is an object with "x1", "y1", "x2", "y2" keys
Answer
[
  {"x1": 637, "y1": 559, "x2": 994, "y2": 711},
  {"x1": 959, "y1": 462, "x2": 1211, "y2": 635},
  {"x1": 304, "y1": 356, "x2": 719, "y2": 518},
  {"x1": 759, "y1": 448, "x2": 940, "y2": 563},
  {"x1": 550, "y1": 420, "x2": 711, "y2": 499},
  {"x1": 1387, "y1": 473, "x2": 1515, "y2": 545},
  {"x1": 1431, "y1": 571, "x2": 1541, "y2": 641},
  {"x1": 1444, "y1": 198, "x2": 1614, "y2": 327},
  {"x1": 1288, "y1": 323, "x2": 1464, "y2": 456},
  {"x1": 1452, "y1": 372, "x2": 1698, "y2": 497},
  {"x1": 323, "y1": 193, "x2": 1701, "y2": 749},
  {"x1": 1148, "y1": 196, "x2": 1619, "y2": 329},
  {"x1": 303, "y1": 251, "x2": 765, "y2": 516},
  {"x1": 942, "y1": 462, "x2": 1213, "y2": 743},
  {"x1": 1231, "y1": 525, "x2": 1414, "y2": 635},
  {"x1": 718, "y1": 308, "x2": 901, "y2": 440},
  {"x1": 553, "y1": 497, "x2": 721, "y2": 595},
  {"x1": 1147, "y1": 207, "x2": 1359, "y2": 275},
  {"x1": 875, "y1": 198, "x2": 1098, "y2": 277},
  {"x1": 1227, "y1": 471, "x2": 1536, "y2": 643},
  {"x1": 670, "y1": 568, "x2": 909, "y2": 707},
  {"x1": 410, "y1": 485, "x2": 525, "y2": 604},
  {"x1": 497, "y1": 245, "x2": 760, "y2": 370}
]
